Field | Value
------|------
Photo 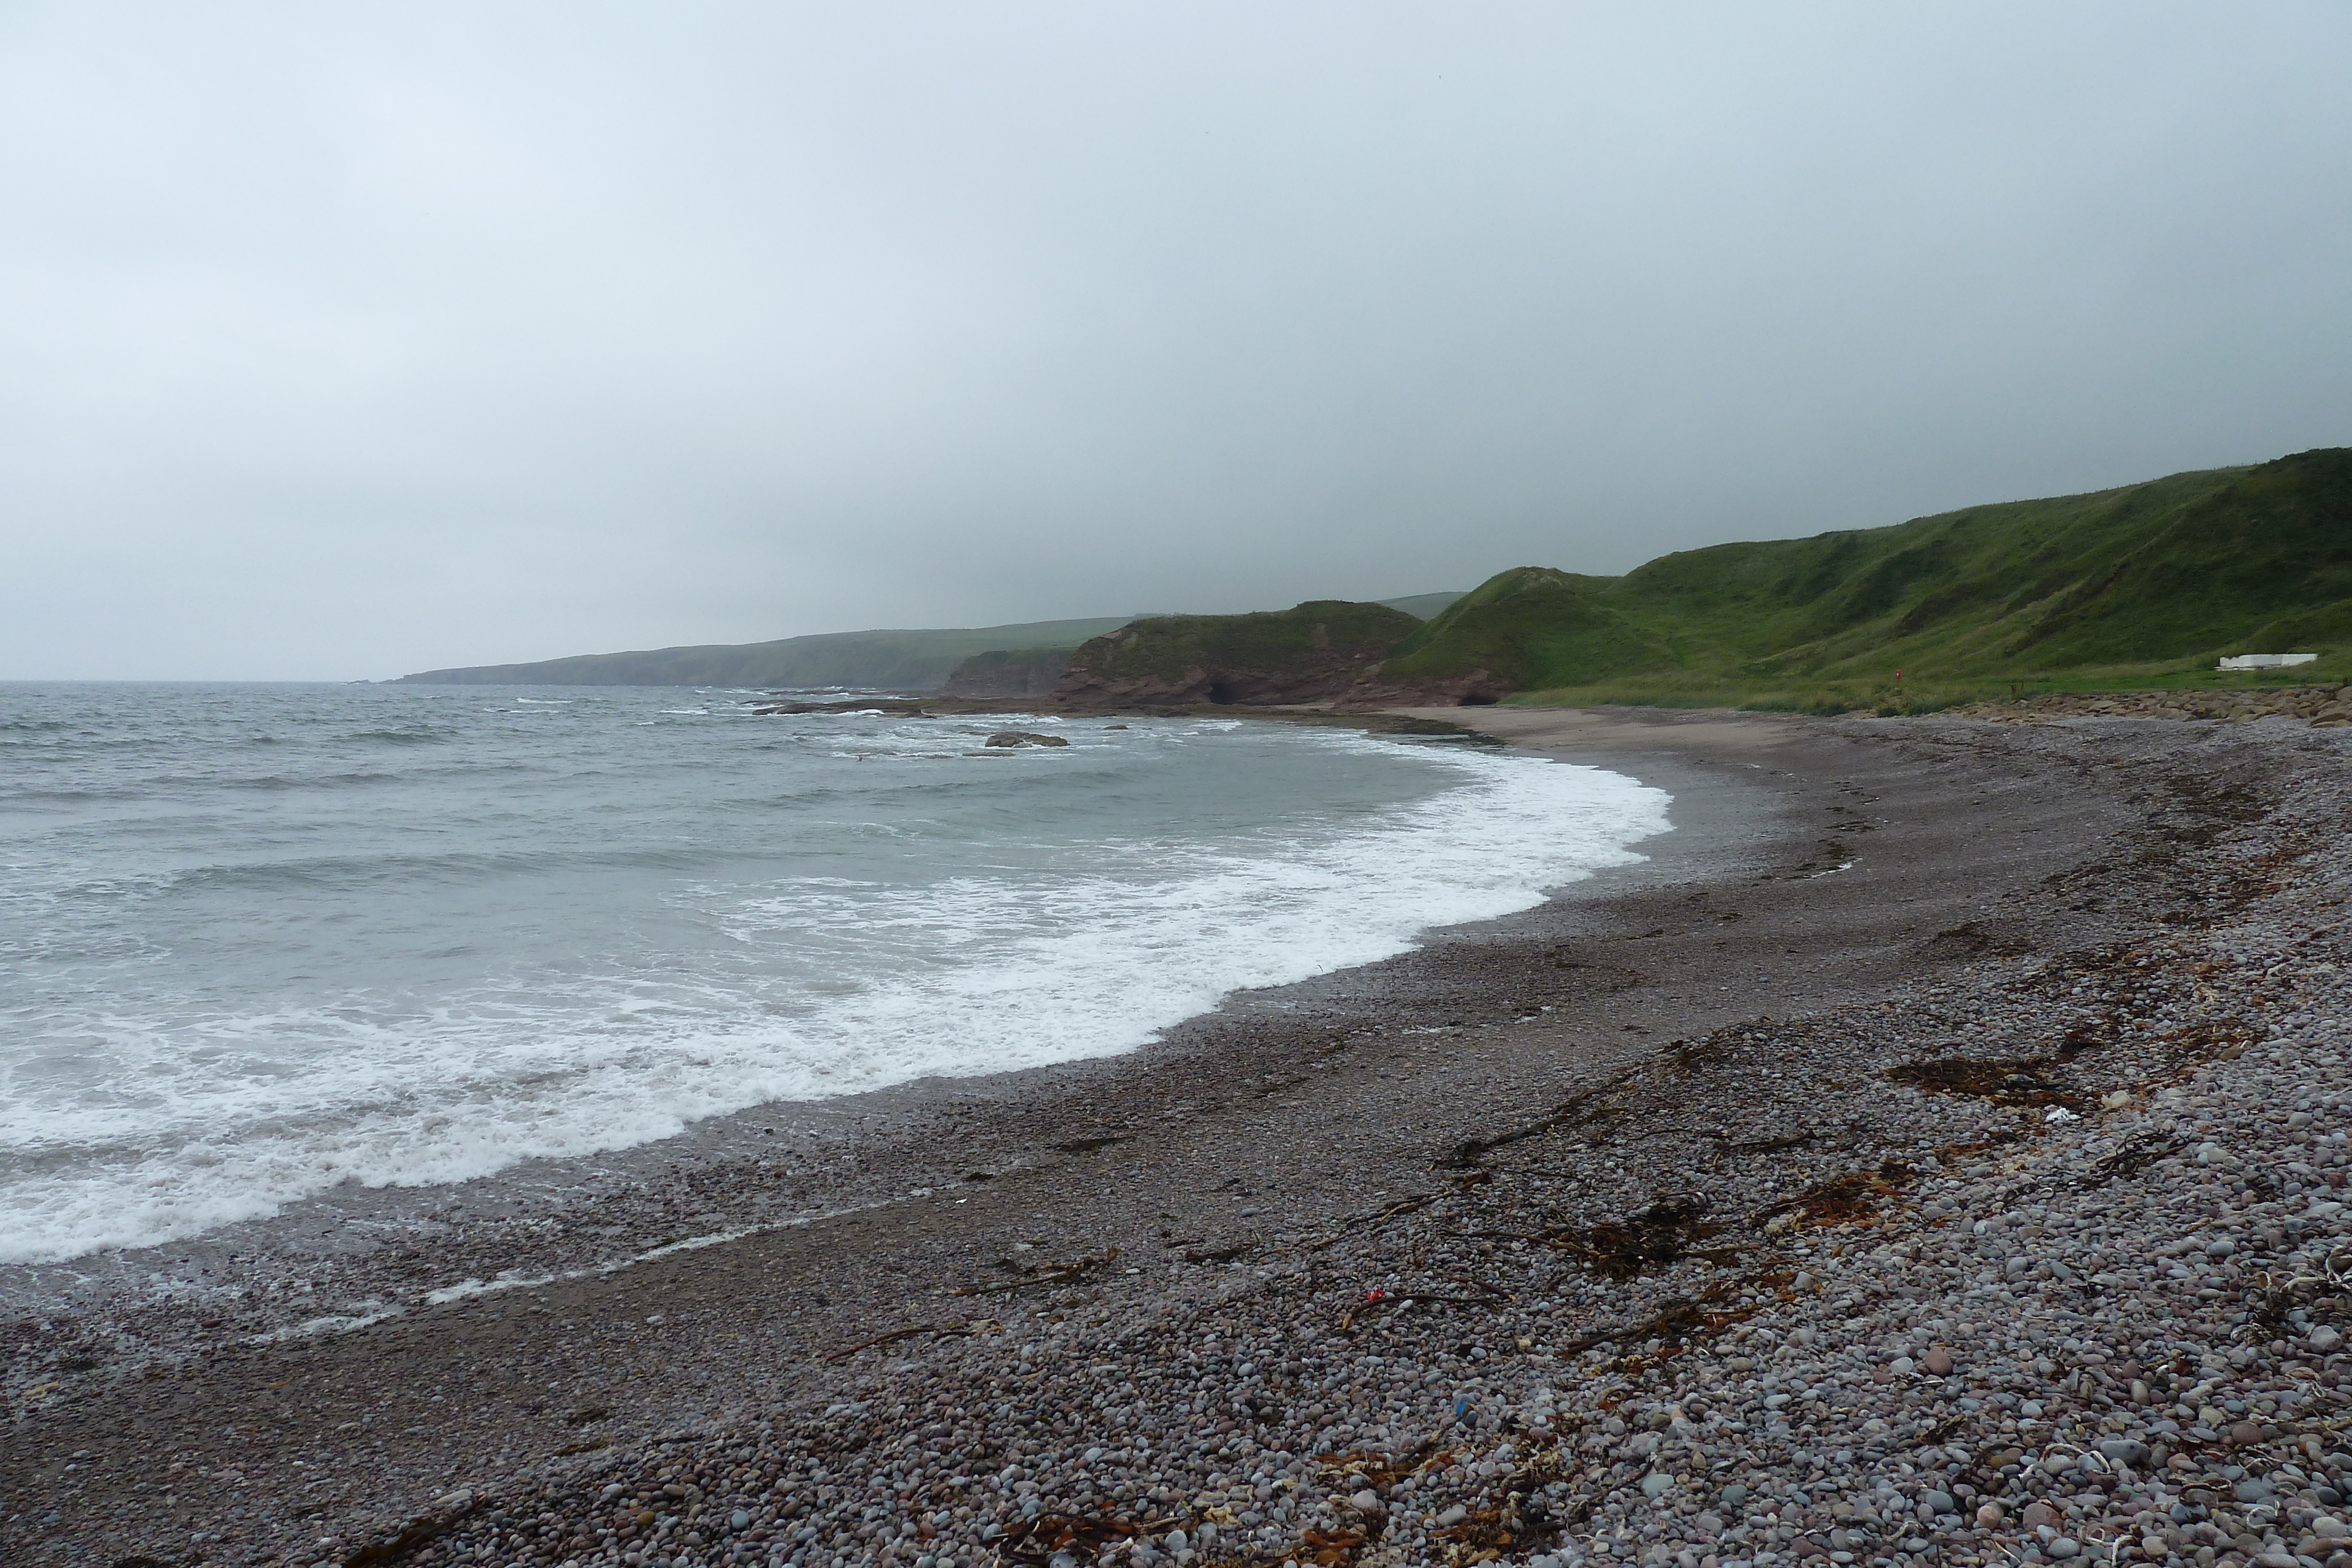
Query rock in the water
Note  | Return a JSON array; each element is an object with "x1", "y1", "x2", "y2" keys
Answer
[{"x1": 984, "y1": 731, "x2": 1070, "y2": 748}]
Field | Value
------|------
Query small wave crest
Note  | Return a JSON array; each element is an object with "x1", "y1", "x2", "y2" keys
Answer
[{"x1": 348, "y1": 727, "x2": 455, "y2": 745}]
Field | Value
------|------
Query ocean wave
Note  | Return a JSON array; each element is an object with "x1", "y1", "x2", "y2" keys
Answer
[
  {"x1": 346, "y1": 727, "x2": 455, "y2": 745},
  {"x1": 0, "y1": 733, "x2": 1669, "y2": 1265},
  {"x1": 135, "y1": 842, "x2": 738, "y2": 896}
]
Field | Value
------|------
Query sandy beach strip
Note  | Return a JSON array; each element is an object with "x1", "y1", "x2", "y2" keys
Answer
[{"x1": 10, "y1": 706, "x2": 2350, "y2": 1568}]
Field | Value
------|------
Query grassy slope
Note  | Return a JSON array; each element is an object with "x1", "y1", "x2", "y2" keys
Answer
[{"x1": 1385, "y1": 447, "x2": 2352, "y2": 712}]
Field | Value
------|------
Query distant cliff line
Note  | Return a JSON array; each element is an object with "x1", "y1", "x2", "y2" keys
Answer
[{"x1": 394, "y1": 594, "x2": 1465, "y2": 693}]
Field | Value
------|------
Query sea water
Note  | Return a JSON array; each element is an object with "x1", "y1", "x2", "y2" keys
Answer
[{"x1": 0, "y1": 683, "x2": 1670, "y2": 1265}]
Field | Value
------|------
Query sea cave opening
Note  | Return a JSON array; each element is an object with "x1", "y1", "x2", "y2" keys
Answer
[{"x1": 1206, "y1": 681, "x2": 1239, "y2": 705}]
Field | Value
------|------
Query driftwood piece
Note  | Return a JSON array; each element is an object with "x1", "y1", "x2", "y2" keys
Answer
[
  {"x1": 948, "y1": 1249, "x2": 1118, "y2": 1297},
  {"x1": 1306, "y1": 1194, "x2": 1435, "y2": 1251},
  {"x1": 823, "y1": 1323, "x2": 969, "y2": 1364}
]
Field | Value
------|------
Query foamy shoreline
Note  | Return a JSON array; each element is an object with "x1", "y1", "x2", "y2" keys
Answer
[{"x1": 0, "y1": 713, "x2": 1686, "y2": 1361}]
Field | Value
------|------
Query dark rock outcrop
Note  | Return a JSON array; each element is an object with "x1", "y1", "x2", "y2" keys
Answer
[{"x1": 1054, "y1": 601, "x2": 1423, "y2": 706}]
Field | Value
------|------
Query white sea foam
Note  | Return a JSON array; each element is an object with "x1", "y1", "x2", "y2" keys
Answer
[{"x1": 0, "y1": 726, "x2": 1668, "y2": 1264}]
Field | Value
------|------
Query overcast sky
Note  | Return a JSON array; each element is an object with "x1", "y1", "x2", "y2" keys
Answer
[{"x1": 5, "y1": 3, "x2": 2348, "y2": 679}]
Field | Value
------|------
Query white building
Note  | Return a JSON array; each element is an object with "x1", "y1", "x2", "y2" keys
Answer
[{"x1": 2217, "y1": 652, "x2": 2318, "y2": 670}]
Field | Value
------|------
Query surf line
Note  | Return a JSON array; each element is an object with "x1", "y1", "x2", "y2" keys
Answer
[{"x1": 243, "y1": 1182, "x2": 975, "y2": 1346}]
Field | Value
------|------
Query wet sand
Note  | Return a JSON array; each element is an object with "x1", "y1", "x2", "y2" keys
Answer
[{"x1": 4, "y1": 705, "x2": 2271, "y2": 1564}]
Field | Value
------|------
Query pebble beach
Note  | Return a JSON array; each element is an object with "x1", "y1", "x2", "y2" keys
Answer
[{"x1": 12, "y1": 704, "x2": 2352, "y2": 1568}]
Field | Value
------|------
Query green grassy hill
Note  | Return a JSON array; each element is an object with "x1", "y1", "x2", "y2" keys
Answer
[{"x1": 1385, "y1": 447, "x2": 2352, "y2": 711}]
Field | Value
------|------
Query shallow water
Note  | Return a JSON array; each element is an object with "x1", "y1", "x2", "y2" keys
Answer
[{"x1": 0, "y1": 683, "x2": 1669, "y2": 1263}]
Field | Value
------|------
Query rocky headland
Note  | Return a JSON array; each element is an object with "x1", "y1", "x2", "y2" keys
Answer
[{"x1": 1051, "y1": 603, "x2": 1435, "y2": 707}]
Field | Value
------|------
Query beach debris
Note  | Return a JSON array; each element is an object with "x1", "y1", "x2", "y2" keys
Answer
[
  {"x1": 998, "y1": 1507, "x2": 1186, "y2": 1565},
  {"x1": 1719, "y1": 1130, "x2": 1814, "y2": 1154},
  {"x1": 1435, "y1": 1070, "x2": 1644, "y2": 1166},
  {"x1": 821, "y1": 1321, "x2": 979, "y2": 1363},
  {"x1": 1305, "y1": 1192, "x2": 1436, "y2": 1250},
  {"x1": 1338, "y1": 1276, "x2": 1509, "y2": 1332},
  {"x1": 1548, "y1": 1195, "x2": 1723, "y2": 1279},
  {"x1": 1553, "y1": 1295, "x2": 1753, "y2": 1358},
  {"x1": 1754, "y1": 1160, "x2": 1919, "y2": 1232},
  {"x1": 948, "y1": 1248, "x2": 1118, "y2": 1296},
  {"x1": 1180, "y1": 1240, "x2": 1251, "y2": 1264},
  {"x1": 340, "y1": 1489, "x2": 486, "y2": 1568},
  {"x1": 1886, "y1": 1053, "x2": 2085, "y2": 1111}
]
